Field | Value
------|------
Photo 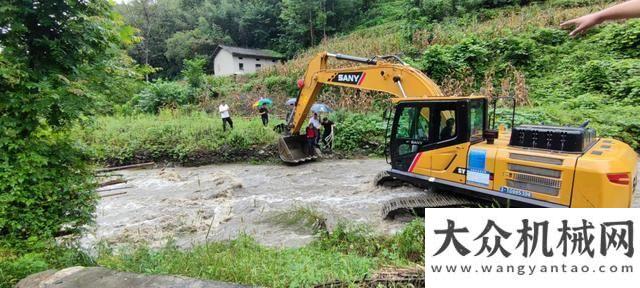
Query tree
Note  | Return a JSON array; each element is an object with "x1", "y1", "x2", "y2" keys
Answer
[
  {"x1": 280, "y1": 0, "x2": 327, "y2": 49},
  {"x1": 0, "y1": 0, "x2": 133, "y2": 241},
  {"x1": 117, "y1": 0, "x2": 190, "y2": 78},
  {"x1": 165, "y1": 17, "x2": 233, "y2": 73},
  {"x1": 278, "y1": 0, "x2": 367, "y2": 56}
]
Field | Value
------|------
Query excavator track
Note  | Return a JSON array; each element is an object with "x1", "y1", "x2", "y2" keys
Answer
[{"x1": 375, "y1": 171, "x2": 483, "y2": 218}]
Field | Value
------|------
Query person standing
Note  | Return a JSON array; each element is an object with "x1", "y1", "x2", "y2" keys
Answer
[
  {"x1": 219, "y1": 102, "x2": 233, "y2": 132},
  {"x1": 321, "y1": 117, "x2": 334, "y2": 149},
  {"x1": 259, "y1": 103, "x2": 269, "y2": 126},
  {"x1": 305, "y1": 123, "x2": 317, "y2": 156},
  {"x1": 310, "y1": 112, "x2": 321, "y2": 146}
]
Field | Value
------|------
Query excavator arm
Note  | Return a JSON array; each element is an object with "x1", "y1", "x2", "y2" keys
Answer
[{"x1": 279, "y1": 52, "x2": 444, "y2": 163}]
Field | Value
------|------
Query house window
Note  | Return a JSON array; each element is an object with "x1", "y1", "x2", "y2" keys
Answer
[
  {"x1": 272, "y1": 59, "x2": 276, "y2": 63},
  {"x1": 256, "y1": 58, "x2": 260, "y2": 61},
  {"x1": 239, "y1": 63, "x2": 244, "y2": 71},
  {"x1": 238, "y1": 57, "x2": 243, "y2": 60},
  {"x1": 255, "y1": 64, "x2": 262, "y2": 69}
]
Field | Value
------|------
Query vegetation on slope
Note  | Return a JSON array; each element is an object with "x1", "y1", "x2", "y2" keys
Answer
[{"x1": 1, "y1": 219, "x2": 425, "y2": 288}]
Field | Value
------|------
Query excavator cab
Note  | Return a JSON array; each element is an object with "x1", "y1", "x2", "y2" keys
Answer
[{"x1": 388, "y1": 97, "x2": 488, "y2": 176}]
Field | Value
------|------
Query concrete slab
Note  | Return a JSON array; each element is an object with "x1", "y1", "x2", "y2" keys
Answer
[{"x1": 16, "y1": 266, "x2": 251, "y2": 288}]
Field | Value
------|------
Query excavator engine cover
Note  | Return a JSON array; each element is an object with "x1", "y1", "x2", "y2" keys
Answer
[
  {"x1": 278, "y1": 135, "x2": 319, "y2": 163},
  {"x1": 509, "y1": 125, "x2": 596, "y2": 152}
]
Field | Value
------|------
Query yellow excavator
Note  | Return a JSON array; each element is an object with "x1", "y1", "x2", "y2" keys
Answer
[{"x1": 278, "y1": 52, "x2": 638, "y2": 210}]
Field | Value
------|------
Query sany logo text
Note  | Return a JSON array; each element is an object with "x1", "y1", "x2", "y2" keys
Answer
[{"x1": 333, "y1": 72, "x2": 366, "y2": 85}]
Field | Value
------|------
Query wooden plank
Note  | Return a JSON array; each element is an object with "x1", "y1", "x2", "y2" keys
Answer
[
  {"x1": 96, "y1": 185, "x2": 133, "y2": 193},
  {"x1": 96, "y1": 162, "x2": 155, "y2": 173},
  {"x1": 99, "y1": 179, "x2": 128, "y2": 187},
  {"x1": 100, "y1": 191, "x2": 128, "y2": 198}
]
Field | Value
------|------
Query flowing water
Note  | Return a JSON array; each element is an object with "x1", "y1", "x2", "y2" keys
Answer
[{"x1": 81, "y1": 159, "x2": 640, "y2": 250}]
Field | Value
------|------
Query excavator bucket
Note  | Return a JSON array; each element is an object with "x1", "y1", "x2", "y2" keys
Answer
[{"x1": 278, "y1": 135, "x2": 320, "y2": 163}]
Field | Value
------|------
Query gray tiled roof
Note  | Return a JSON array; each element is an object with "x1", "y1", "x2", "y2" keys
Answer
[{"x1": 214, "y1": 45, "x2": 285, "y2": 59}]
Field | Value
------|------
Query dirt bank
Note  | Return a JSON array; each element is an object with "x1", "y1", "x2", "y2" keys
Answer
[{"x1": 82, "y1": 159, "x2": 640, "y2": 250}]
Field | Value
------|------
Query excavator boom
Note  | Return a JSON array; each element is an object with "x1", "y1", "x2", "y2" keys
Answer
[{"x1": 280, "y1": 52, "x2": 443, "y2": 163}]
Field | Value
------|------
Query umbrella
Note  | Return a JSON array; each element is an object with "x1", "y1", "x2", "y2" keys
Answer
[
  {"x1": 252, "y1": 98, "x2": 273, "y2": 107},
  {"x1": 310, "y1": 103, "x2": 334, "y2": 113},
  {"x1": 286, "y1": 98, "x2": 297, "y2": 106}
]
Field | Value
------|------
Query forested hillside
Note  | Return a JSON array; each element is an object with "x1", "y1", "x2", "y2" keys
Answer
[
  {"x1": 81, "y1": 0, "x2": 639, "y2": 166},
  {"x1": 116, "y1": 0, "x2": 384, "y2": 78}
]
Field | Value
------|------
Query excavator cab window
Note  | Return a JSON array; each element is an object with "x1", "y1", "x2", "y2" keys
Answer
[
  {"x1": 395, "y1": 106, "x2": 429, "y2": 156},
  {"x1": 469, "y1": 100, "x2": 485, "y2": 142},
  {"x1": 390, "y1": 101, "x2": 466, "y2": 171}
]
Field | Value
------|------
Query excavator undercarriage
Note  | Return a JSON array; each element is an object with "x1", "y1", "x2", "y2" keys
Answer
[{"x1": 374, "y1": 171, "x2": 482, "y2": 218}]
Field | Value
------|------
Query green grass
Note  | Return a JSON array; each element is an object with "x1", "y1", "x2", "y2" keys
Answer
[
  {"x1": 75, "y1": 109, "x2": 281, "y2": 166},
  {"x1": 76, "y1": 108, "x2": 389, "y2": 166},
  {"x1": 266, "y1": 206, "x2": 328, "y2": 234},
  {"x1": 97, "y1": 235, "x2": 375, "y2": 288},
  {"x1": 1, "y1": 219, "x2": 424, "y2": 288},
  {"x1": 96, "y1": 219, "x2": 424, "y2": 288}
]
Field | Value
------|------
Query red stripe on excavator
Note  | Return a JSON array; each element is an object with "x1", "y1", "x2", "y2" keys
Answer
[
  {"x1": 357, "y1": 72, "x2": 367, "y2": 85},
  {"x1": 408, "y1": 152, "x2": 423, "y2": 173}
]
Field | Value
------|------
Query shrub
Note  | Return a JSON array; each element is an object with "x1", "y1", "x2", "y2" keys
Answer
[
  {"x1": 182, "y1": 57, "x2": 207, "y2": 89},
  {"x1": 596, "y1": 20, "x2": 640, "y2": 58},
  {"x1": 392, "y1": 219, "x2": 425, "y2": 263},
  {"x1": 0, "y1": 242, "x2": 94, "y2": 288},
  {"x1": 572, "y1": 59, "x2": 640, "y2": 101},
  {"x1": 1, "y1": 0, "x2": 122, "y2": 245},
  {"x1": 532, "y1": 28, "x2": 568, "y2": 46},
  {"x1": 412, "y1": 0, "x2": 534, "y2": 22},
  {"x1": 134, "y1": 80, "x2": 191, "y2": 113},
  {"x1": 487, "y1": 35, "x2": 536, "y2": 67},
  {"x1": 332, "y1": 112, "x2": 386, "y2": 156},
  {"x1": 205, "y1": 75, "x2": 236, "y2": 97},
  {"x1": 0, "y1": 133, "x2": 97, "y2": 241},
  {"x1": 419, "y1": 45, "x2": 459, "y2": 81}
]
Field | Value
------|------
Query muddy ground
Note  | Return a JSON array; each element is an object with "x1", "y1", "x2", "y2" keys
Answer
[{"x1": 82, "y1": 159, "x2": 640, "y2": 250}]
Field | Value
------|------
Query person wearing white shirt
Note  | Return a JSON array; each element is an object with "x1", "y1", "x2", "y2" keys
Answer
[
  {"x1": 219, "y1": 102, "x2": 233, "y2": 131},
  {"x1": 310, "y1": 112, "x2": 321, "y2": 146}
]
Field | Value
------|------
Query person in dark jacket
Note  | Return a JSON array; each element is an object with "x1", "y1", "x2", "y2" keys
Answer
[
  {"x1": 440, "y1": 118, "x2": 455, "y2": 140},
  {"x1": 321, "y1": 117, "x2": 334, "y2": 149},
  {"x1": 305, "y1": 123, "x2": 316, "y2": 155},
  {"x1": 259, "y1": 103, "x2": 269, "y2": 126}
]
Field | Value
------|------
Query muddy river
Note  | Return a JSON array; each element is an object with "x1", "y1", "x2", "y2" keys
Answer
[{"x1": 81, "y1": 159, "x2": 640, "y2": 250}]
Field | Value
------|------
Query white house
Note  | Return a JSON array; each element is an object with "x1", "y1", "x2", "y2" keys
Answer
[{"x1": 212, "y1": 45, "x2": 285, "y2": 76}]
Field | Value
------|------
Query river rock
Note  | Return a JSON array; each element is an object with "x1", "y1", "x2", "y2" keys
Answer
[{"x1": 16, "y1": 266, "x2": 251, "y2": 288}]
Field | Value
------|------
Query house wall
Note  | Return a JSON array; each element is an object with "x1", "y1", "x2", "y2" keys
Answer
[
  {"x1": 214, "y1": 49, "x2": 283, "y2": 76},
  {"x1": 213, "y1": 49, "x2": 235, "y2": 76},
  {"x1": 233, "y1": 55, "x2": 281, "y2": 74}
]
